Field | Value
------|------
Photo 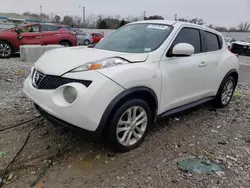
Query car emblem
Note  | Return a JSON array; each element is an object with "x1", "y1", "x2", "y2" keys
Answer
[{"x1": 32, "y1": 70, "x2": 41, "y2": 87}]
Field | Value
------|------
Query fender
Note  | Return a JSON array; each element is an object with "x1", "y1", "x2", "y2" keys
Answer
[
  {"x1": 216, "y1": 69, "x2": 238, "y2": 95},
  {"x1": 95, "y1": 86, "x2": 158, "y2": 137}
]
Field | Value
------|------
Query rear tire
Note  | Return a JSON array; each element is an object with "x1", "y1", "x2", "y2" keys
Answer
[
  {"x1": 0, "y1": 41, "x2": 13, "y2": 58},
  {"x1": 60, "y1": 41, "x2": 72, "y2": 47},
  {"x1": 213, "y1": 76, "x2": 236, "y2": 108},
  {"x1": 107, "y1": 99, "x2": 152, "y2": 152},
  {"x1": 84, "y1": 40, "x2": 90, "y2": 46}
]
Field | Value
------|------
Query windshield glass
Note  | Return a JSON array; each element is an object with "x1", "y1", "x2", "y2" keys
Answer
[
  {"x1": 224, "y1": 38, "x2": 230, "y2": 42},
  {"x1": 94, "y1": 23, "x2": 173, "y2": 53}
]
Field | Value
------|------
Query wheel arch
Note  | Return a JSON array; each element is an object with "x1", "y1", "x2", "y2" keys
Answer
[
  {"x1": 59, "y1": 39, "x2": 72, "y2": 46},
  {"x1": 96, "y1": 86, "x2": 158, "y2": 137},
  {"x1": 0, "y1": 39, "x2": 15, "y2": 52},
  {"x1": 216, "y1": 69, "x2": 238, "y2": 95}
]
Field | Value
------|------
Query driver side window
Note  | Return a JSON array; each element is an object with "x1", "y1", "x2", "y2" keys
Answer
[
  {"x1": 21, "y1": 25, "x2": 40, "y2": 33},
  {"x1": 171, "y1": 27, "x2": 202, "y2": 54}
]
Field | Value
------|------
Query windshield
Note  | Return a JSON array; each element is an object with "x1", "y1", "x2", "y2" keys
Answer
[
  {"x1": 224, "y1": 38, "x2": 230, "y2": 42},
  {"x1": 94, "y1": 23, "x2": 173, "y2": 53}
]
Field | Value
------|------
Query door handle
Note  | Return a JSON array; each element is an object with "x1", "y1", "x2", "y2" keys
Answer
[
  {"x1": 55, "y1": 34, "x2": 60, "y2": 36},
  {"x1": 199, "y1": 61, "x2": 207, "y2": 67},
  {"x1": 36, "y1": 36, "x2": 42, "y2": 39}
]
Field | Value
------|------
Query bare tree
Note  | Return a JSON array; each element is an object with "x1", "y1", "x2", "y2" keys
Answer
[
  {"x1": 177, "y1": 17, "x2": 204, "y2": 25},
  {"x1": 238, "y1": 22, "x2": 250, "y2": 32},
  {"x1": 125, "y1": 15, "x2": 139, "y2": 22},
  {"x1": 61, "y1": 15, "x2": 74, "y2": 26},
  {"x1": 73, "y1": 16, "x2": 82, "y2": 28}
]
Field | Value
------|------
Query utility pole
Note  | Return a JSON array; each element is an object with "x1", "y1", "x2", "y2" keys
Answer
[
  {"x1": 143, "y1": 11, "x2": 146, "y2": 20},
  {"x1": 39, "y1": 5, "x2": 43, "y2": 22},
  {"x1": 79, "y1": 6, "x2": 85, "y2": 25},
  {"x1": 174, "y1": 13, "x2": 178, "y2": 21}
]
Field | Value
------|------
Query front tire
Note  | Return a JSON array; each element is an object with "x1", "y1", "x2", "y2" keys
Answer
[
  {"x1": 108, "y1": 99, "x2": 152, "y2": 152},
  {"x1": 0, "y1": 41, "x2": 13, "y2": 58},
  {"x1": 213, "y1": 76, "x2": 236, "y2": 108}
]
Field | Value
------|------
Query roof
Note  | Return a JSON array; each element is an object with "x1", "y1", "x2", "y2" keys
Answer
[
  {"x1": 130, "y1": 20, "x2": 221, "y2": 36},
  {"x1": 131, "y1": 20, "x2": 176, "y2": 25}
]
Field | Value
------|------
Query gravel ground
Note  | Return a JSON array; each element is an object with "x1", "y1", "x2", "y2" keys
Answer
[
  {"x1": 238, "y1": 55, "x2": 250, "y2": 65},
  {"x1": 0, "y1": 56, "x2": 250, "y2": 188}
]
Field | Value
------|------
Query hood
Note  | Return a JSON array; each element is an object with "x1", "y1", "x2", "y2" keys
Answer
[{"x1": 35, "y1": 47, "x2": 148, "y2": 75}]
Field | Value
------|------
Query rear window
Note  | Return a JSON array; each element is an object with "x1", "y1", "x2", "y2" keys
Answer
[
  {"x1": 204, "y1": 31, "x2": 221, "y2": 52},
  {"x1": 41, "y1": 25, "x2": 60, "y2": 32}
]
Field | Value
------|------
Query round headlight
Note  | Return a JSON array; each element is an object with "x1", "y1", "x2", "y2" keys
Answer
[{"x1": 63, "y1": 86, "x2": 77, "y2": 103}]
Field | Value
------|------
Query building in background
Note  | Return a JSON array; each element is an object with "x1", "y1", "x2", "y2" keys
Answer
[
  {"x1": 0, "y1": 12, "x2": 50, "y2": 29},
  {"x1": 0, "y1": 12, "x2": 49, "y2": 24}
]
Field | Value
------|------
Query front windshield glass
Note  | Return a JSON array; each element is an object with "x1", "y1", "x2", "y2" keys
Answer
[
  {"x1": 224, "y1": 38, "x2": 230, "y2": 42},
  {"x1": 94, "y1": 23, "x2": 173, "y2": 53}
]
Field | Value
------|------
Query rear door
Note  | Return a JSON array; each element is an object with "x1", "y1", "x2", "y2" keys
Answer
[
  {"x1": 202, "y1": 30, "x2": 223, "y2": 95},
  {"x1": 41, "y1": 25, "x2": 61, "y2": 45},
  {"x1": 18, "y1": 25, "x2": 42, "y2": 45}
]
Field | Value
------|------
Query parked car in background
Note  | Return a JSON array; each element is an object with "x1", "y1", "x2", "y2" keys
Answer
[
  {"x1": 91, "y1": 32, "x2": 104, "y2": 43},
  {"x1": 0, "y1": 23, "x2": 77, "y2": 58},
  {"x1": 23, "y1": 20, "x2": 239, "y2": 152},
  {"x1": 72, "y1": 29, "x2": 93, "y2": 45},
  {"x1": 224, "y1": 37, "x2": 236, "y2": 49},
  {"x1": 230, "y1": 37, "x2": 250, "y2": 56}
]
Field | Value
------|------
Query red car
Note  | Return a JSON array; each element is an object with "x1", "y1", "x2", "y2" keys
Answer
[
  {"x1": 91, "y1": 32, "x2": 104, "y2": 43},
  {"x1": 0, "y1": 23, "x2": 77, "y2": 58}
]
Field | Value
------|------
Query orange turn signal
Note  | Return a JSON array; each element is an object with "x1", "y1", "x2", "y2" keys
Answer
[{"x1": 88, "y1": 64, "x2": 103, "y2": 70}]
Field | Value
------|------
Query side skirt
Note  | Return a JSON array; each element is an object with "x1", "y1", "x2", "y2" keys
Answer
[{"x1": 158, "y1": 97, "x2": 215, "y2": 119}]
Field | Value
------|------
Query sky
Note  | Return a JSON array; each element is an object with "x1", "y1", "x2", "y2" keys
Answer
[{"x1": 0, "y1": 0, "x2": 249, "y2": 27}]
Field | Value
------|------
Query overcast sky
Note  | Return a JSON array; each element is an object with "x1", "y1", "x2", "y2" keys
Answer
[{"x1": 0, "y1": 0, "x2": 248, "y2": 27}]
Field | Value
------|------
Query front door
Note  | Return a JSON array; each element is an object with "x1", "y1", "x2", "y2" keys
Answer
[
  {"x1": 18, "y1": 25, "x2": 42, "y2": 45},
  {"x1": 159, "y1": 27, "x2": 209, "y2": 113}
]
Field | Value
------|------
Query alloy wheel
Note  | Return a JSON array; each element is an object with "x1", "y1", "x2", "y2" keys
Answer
[
  {"x1": 221, "y1": 80, "x2": 234, "y2": 105},
  {"x1": 0, "y1": 43, "x2": 11, "y2": 57},
  {"x1": 116, "y1": 106, "x2": 148, "y2": 146}
]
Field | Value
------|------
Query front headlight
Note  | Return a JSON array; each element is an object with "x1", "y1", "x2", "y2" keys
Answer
[{"x1": 70, "y1": 58, "x2": 129, "y2": 72}]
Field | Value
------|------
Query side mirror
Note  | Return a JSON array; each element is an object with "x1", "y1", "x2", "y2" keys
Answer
[
  {"x1": 168, "y1": 43, "x2": 195, "y2": 57},
  {"x1": 15, "y1": 28, "x2": 22, "y2": 34}
]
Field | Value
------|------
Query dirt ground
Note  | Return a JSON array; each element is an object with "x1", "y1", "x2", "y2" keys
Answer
[{"x1": 0, "y1": 56, "x2": 250, "y2": 188}]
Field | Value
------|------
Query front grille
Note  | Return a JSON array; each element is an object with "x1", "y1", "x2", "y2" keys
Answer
[{"x1": 32, "y1": 70, "x2": 92, "y2": 89}]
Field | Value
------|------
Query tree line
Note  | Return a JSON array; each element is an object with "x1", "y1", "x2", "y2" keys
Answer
[{"x1": 22, "y1": 12, "x2": 250, "y2": 32}]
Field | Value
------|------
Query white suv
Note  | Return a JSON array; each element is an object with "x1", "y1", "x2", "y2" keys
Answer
[{"x1": 23, "y1": 20, "x2": 239, "y2": 152}]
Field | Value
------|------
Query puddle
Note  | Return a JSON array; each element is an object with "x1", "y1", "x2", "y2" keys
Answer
[{"x1": 73, "y1": 152, "x2": 102, "y2": 170}]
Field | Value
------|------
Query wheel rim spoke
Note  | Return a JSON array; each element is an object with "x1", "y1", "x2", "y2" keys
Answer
[
  {"x1": 127, "y1": 108, "x2": 132, "y2": 119},
  {"x1": 118, "y1": 119, "x2": 129, "y2": 126},
  {"x1": 119, "y1": 129, "x2": 130, "y2": 143},
  {"x1": 132, "y1": 130, "x2": 140, "y2": 141},
  {"x1": 135, "y1": 126, "x2": 144, "y2": 135},
  {"x1": 134, "y1": 111, "x2": 145, "y2": 122},
  {"x1": 132, "y1": 107, "x2": 138, "y2": 121},
  {"x1": 136, "y1": 117, "x2": 147, "y2": 126},
  {"x1": 221, "y1": 80, "x2": 234, "y2": 105},
  {"x1": 117, "y1": 127, "x2": 130, "y2": 133}
]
